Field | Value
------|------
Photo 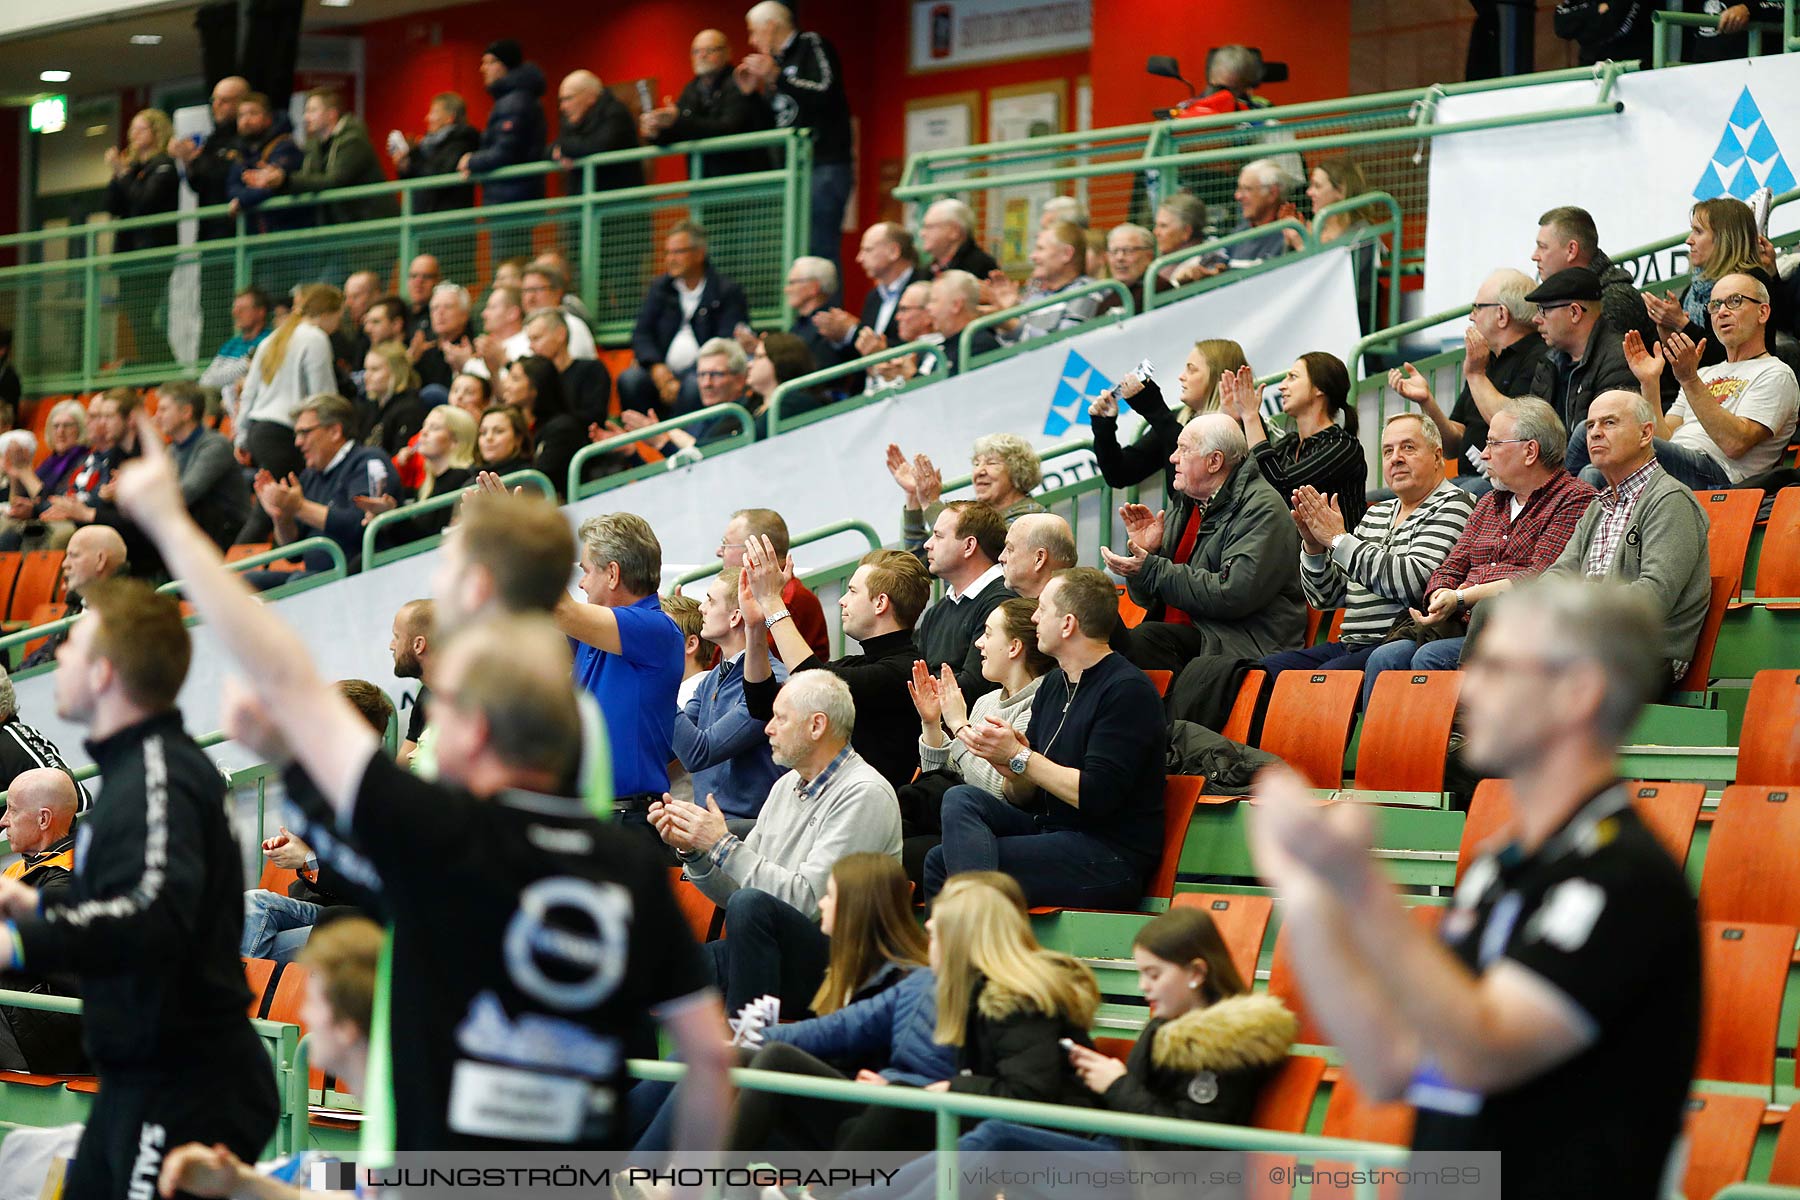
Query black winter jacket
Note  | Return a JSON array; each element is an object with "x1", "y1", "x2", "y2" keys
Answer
[
  {"x1": 946, "y1": 971, "x2": 1100, "y2": 1108},
  {"x1": 468, "y1": 63, "x2": 548, "y2": 204},
  {"x1": 1093, "y1": 378, "x2": 1186, "y2": 491},
  {"x1": 658, "y1": 66, "x2": 771, "y2": 177},
  {"x1": 181, "y1": 118, "x2": 241, "y2": 238},
  {"x1": 1526, "y1": 313, "x2": 1639, "y2": 431},
  {"x1": 399, "y1": 121, "x2": 481, "y2": 212},
  {"x1": 764, "y1": 31, "x2": 852, "y2": 164},
  {"x1": 630, "y1": 267, "x2": 750, "y2": 367},
  {"x1": 14, "y1": 711, "x2": 257, "y2": 1072},
  {"x1": 1102, "y1": 993, "x2": 1296, "y2": 1150},
  {"x1": 554, "y1": 92, "x2": 641, "y2": 194},
  {"x1": 106, "y1": 154, "x2": 181, "y2": 251}
]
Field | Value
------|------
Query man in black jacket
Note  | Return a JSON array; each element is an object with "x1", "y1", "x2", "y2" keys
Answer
[
  {"x1": 395, "y1": 92, "x2": 481, "y2": 213},
  {"x1": 463, "y1": 40, "x2": 548, "y2": 264},
  {"x1": 915, "y1": 501, "x2": 1014, "y2": 699},
  {"x1": 0, "y1": 580, "x2": 277, "y2": 1195},
  {"x1": 618, "y1": 221, "x2": 750, "y2": 416},
  {"x1": 642, "y1": 29, "x2": 771, "y2": 179},
  {"x1": 0, "y1": 770, "x2": 86, "y2": 1074},
  {"x1": 922, "y1": 198, "x2": 1001, "y2": 282},
  {"x1": 167, "y1": 75, "x2": 248, "y2": 242},
  {"x1": 552, "y1": 70, "x2": 640, "y2": 193},
  {"x1": 1524, "y1": 267, "x2": 1638, "y2": 432},
  {"x1": 739, "y1": 2, "x2": 854, "y2": 264}
]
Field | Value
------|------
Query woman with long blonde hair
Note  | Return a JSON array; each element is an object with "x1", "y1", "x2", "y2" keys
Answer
[
  {"x1": 1643, "y1": 196, "x2": 1781, "y2": 369},
  {"x1": 358, "y1": 405, "x2": 478, "y2": 550},
  {"x1": 236, "y1": 283, "x2": 344, "y2": 477},
  {"x1": 1090, "y1": 338, "x2": 1250, "y2": 491}
]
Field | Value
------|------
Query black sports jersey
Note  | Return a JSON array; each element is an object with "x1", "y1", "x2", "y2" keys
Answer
[
  {"x1": 1410, "y1": 783, "x2": 1699, "y2": 1199},
  {"x1": 294, "y1": 751, "x2": 712, "y2": 1150}
]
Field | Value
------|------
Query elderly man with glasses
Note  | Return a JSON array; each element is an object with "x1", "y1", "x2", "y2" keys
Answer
[{"x1": 1561, "y1": 272, "x2": 1800, "y2": 491}]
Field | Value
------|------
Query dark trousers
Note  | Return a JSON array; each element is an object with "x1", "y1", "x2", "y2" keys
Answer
[
  {"x1": 810, "y1": 162, "x2": 855, "y2": 266},
  {"x1": 66, "y1": 1027, "x2": 278, "y2": 1200},
  {"x1": 922, "y1": 784, "x2": 1143, "y2": 910},
  {"x1": 616, "y1": 363, "x2": 700, "y2": 418},
  {"x1": 243, "y1": 419, "x2": 303, "y2": 480},
  {"x1": 1125, "y1": 620, "x2": 1228, "y2": 673},
  {"x1": 1260, "y1": 640, "x2": 1379, "y2": 681},
  {"x1": 703, "y1": 887, "x2": 831, "y2": 1013}
]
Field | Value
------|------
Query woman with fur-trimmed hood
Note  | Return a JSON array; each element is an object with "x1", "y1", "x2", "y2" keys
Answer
[{"x1": 861, "y1": 901, "x2": 1296, "y2": 1200}]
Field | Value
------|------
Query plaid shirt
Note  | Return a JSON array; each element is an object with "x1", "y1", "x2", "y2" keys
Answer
[
  {"x1": 1583, "y1": 459, "x2": 1661, "y2": 577},
  {"x1": 1426, "y1": 468, "x2": 1599, "y2": 595}
]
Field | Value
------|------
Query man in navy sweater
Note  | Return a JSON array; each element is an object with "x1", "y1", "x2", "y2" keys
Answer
[
  {"x1": 923, "y1": 566, "x2": 1166, "y2": 909},
  {"x1": 247, "y1": 394, "x2": 395, "y2": 582}
]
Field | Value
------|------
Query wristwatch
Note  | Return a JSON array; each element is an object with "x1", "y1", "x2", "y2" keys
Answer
[
  {"x1": 1007, "y1": 748, "x2": 1031, "y2": 775},
  {"x1": 766, "y1": 607, "x2": 792, "y2": 627}
]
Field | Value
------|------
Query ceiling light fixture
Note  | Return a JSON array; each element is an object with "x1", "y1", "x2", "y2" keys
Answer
[
  {"x1": 129, "y1": 34, "x2": 163, "y2": 45},
  {"x1": 40, "y1": 70, "x2": 72, "y2": 83},
  {"x1": 320, "y1": 0, "x2": 352, "y2": 8}
]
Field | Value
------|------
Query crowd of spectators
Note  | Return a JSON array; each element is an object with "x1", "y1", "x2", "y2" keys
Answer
[{"x1": 0, "y1": 22, "x2": 1790, "y2": 1196}]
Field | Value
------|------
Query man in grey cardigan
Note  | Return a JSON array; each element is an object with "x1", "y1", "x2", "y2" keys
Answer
[
  {"x1": 1103, "y1": 412, "x2": 1306, "y2": 671},
  {"x1": 155, "y1": 381, "x2": 249, "y2": 550},
  {"x1": 1543, "y1": 389, "x2": 1711, "y2": 686},
  {"x1": 649, "y1": 668, "x2": 901, "y2": 1012}
]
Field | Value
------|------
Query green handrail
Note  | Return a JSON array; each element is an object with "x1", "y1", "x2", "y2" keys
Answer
[
  {"x1": 663, "y1": 519, "x2": 884, "y2": 596},
  {"x1": 0, "y1": 128, "x2": 805, "y2": 253},
  {"x1": 1652, "y1": 8, "x2": 1791, "y2": 67},
  {"x1": 359, "y1": 468, "x2": 555, "y2": 570},
  {"x1": 1142, "y1": 218, "x2": 1315, "y2": 311},
  {"x1": 626, "y1": 1058, "x2": 1408, "y2": 1163},
  {"x1": 765, "y1": 339, "x2": 941, "y2": 437},
  {"x1": 567, "y1": 404, "x2": 758, "y2": 501},
  {"x1": 958, "y1": 278, "x2": 1133, "y2": 373},
  {"x1": 896, "y1": 103, "x2": 1623, "y2": 204},
  {"x1": 1312, "y1": 190, "x2": 1405, "y2": 330}
]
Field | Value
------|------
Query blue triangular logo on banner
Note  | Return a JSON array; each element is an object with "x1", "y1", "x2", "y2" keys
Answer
[
  {"x1": 1695, "y1": 87, "x2": 1796, "y2": 199},
  {"x1": 1044, "y1": 349, "x2": 1113, "y2": 437}
]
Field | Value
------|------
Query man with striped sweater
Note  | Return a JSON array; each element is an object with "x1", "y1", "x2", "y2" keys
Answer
[{"x1": 1264, "y1": 412, "x2": 1475, "y2": 684}]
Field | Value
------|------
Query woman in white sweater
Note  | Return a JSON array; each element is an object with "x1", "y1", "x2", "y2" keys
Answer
[
  {"x1": 910, "y1": 596, "x2": 1053, "y2": 798},
  {"x1": 235, "y1": 283, "x2": 343, "y2": 478}
]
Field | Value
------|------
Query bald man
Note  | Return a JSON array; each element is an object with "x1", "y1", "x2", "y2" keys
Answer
[
  {"x1": 639, "y1": 29, "x2": 769, "y2": 179},
  {"x1": 0, "y1": 769, "x2": 86, "y2": 1073},
  {"x1": 999, "y1": 512, "x2": 1132, "y2": 654},
  {"x1": 169, "y1": 75, "x2": 249, "y2": 233},
  {"x1": 21, "y1": 524, "x2": 127, "y2": 670},
  {"x1": 552, "y1": 68, "x2": 639, "y2": 194}
]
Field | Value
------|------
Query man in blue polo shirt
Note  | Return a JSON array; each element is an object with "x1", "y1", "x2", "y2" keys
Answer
[{"x1": 555, "y1": 511, "x2": 685, "y2": 852}]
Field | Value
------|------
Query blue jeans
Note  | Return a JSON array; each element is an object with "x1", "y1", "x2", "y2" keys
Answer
[
  {"x1": 1564, "y1": 424, "x2": 1734, "y2": 490},
  {"x1": 850, "y1": 1120, "x2": 1124, "y2": 1200},
  {"x1": 241, "y1": 889, "x2": 320, "y2": 962},
  {"x1": 810, "y1": 162, "x2": 855, "y2": 266},
  {"x1": 1361, "y1": 636, "x2": 1465, "y2": 709},
  {"x1": 1260, "y1": 640, "x2": 1379, "y2": 680},
  {"x1": 921, "y1": 784, "x2": 1143, "y2": 909}
]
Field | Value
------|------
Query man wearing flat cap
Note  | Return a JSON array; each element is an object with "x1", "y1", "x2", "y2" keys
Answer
[
  {"x1": 1524, "y1": 266, "x2": 1637, "y2": 431},
  {"x1": 461, "y1": 39, "x2": 548, "y2": 262}
]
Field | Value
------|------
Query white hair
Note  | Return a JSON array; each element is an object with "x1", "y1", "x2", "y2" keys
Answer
[
  {"x1": 782, "y1": 668, "x2": 855, "y2": 740},
  {"x1": 789, "y1": 255, "x2": 838, "y2": 295},
  {"x1": 1107, "y1": 222, "x2": 1154, "y2": 250},
  {"x1": 1486, "y1": 268, "x2": 1539, "y2": 323},
  {"x1": 933, "y1": 269, "x2": 980, "y2": 309},
  {"x1": 697, "y1": 337, "x2": 748, "y2": 374},
  {"x1": 431, "y1": 282, "x2": 472, "y2": 311},
  {"x1": 747, "y1": 1, "x2": 794, "y2": 31},
  {"x1": 1042, "y1": 196, "x2": 1087, "y2": 229},
  {"x1": 1241, "y1": 158, "x2": 1296, "y2": 192},
  {"x1": 926, "y1": 198, "x2": 976, "y2": 236},
  {"x1": 1185, "y1": 411, "x2": 1249, "y2": 467}
]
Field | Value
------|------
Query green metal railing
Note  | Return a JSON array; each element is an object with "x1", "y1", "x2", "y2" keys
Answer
[
  {"x1": 359, "y1": 467, "x2": 555, "y2": 569},
  {"x1": 664, "y1": 518, "x2": 883, "y2": 598},
  {"x1": 959, "y1": 278, "x2": 1133, "y2": 373},
  {"x1": 0, "y1": 537, "x2": 349, "y2": 681},
  {"x1": 0, "y1": 128, "x2": 810, "y2": 395},
  {"x1": 766, "y1": 339, "x2": 941, "y2": 437},
  {"x1": 567, "y1": 405, "x2": 757, "y2": 502},
  {"x1": 1653, "y1": 2, "x2": 1800, "y2": 67},
  {"x1": 897, "y1": 61, "x2": 1632, "y2": 285}
]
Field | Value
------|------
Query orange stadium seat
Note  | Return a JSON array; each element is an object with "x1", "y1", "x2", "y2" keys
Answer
[
  {"x1": 1676, "y1": 576, "x2": 1734, "y2": 693},
  {"x1": 8, "y1": 550, "x2": 62, "y2": 623},
  {"x1": 1144, "y1": 669, "x2": 1172, "y2": 698},
  {"x1": 265, "y1": 962, "x2": 328, "y2": 1090},
  {"x1": 1170, "y1": 892, "x2": 1273, "y2": 985},
  {"x1": 1701, "y1": 785, "x2": 1800, "y2": 927},
  {"x1": 1755, "y1": 488, "x2": 1800, "y2": 597},
  {"x1": 1354, "y1": 670, "x2": 1462, "y2": 793},
  {"x1": 669, "y1": 868, "x2": 723, "y2": 943},
  {"x1": 1735, "y1": 670, "x2": 1800, "y2": 786},
  {"x1": 1695, "y1": 488, "x2": 1762, "y2": 601},
  {"x1": 1220, "y1": 668, "x2": 1265, "y2": 744},
  {"x1": 1306, "y1": 1072, "x2": 1416, "y2": 1200},
  {"x1": 1681, "y1": 1092, "x2": 1764, "y2": 1200},
  {"x1": 1251, "y1": 1054, "x2": 1327, "y2": 1133},
  {"x1": 1259, "y1": 670, "x2": 1360, "y2": 788},
  {"x1": 1695, "y1": 920, "x2": 1795, "y2": 1087},
  {"x1": 19, "y1": 601, "x2": 65, "y2": 660},
  {"x1": 1769, "y1": 1107, "x2": 1800, "y2": 1185},
  {"x1": 242, "y1": 957, "x2": 276, "y2": 1019}
]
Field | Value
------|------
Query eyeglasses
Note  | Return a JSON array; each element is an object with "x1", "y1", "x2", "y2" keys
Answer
[
  {"x1": 293, "y1": 423, "x2": 323, "y2": 439},
  {"x1": 1535, "y1": 301, "x2": 1580, "y2": 314},
  {"x1": 1469, "y1": 302, "x2": 1505, "y2": 311},
  {"x1": 1483, "y1": 437, "x2": 1533, "y2": 448},
  {"x1": 1705, "y1": 293, "x2": 1760, "y2": 314}
]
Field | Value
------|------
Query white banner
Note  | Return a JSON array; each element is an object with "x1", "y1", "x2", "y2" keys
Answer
[
  {"x1": 909, "y1": 0, "x2": 1091, "y2": 71},
  {"x1": 1424, "y1": 54, "x2": 1800, "y2": 324},
  {"x1": 11, "y1": 248, "x2": 1361, "y2": 771}
]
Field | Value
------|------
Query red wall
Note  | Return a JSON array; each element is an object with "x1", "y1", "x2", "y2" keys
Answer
[{"x1": 350, "y1": 0, "x2": 1349, "y2": 305}]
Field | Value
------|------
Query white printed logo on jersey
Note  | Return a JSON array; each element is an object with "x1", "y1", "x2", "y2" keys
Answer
[
  {"x1": 1525, "y1": 878, "x2": 1607, "y2": 952},
  {"x1": 502, "y1": 877, "x2": 630, "y2": 1011}
]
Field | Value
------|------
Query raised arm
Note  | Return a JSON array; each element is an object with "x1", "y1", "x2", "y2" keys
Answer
[{"x1": 111, "y1": 412, "x2": 379, "y2": 812}]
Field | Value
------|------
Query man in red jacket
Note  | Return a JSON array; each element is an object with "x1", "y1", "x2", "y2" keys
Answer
[{"x1": 719, "y1": 508, "x2": 830, "y2": 659}]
